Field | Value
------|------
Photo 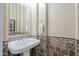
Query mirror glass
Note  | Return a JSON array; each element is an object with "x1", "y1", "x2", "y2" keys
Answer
[{"x1": 8, "y1": 3, "x2": 31, "y2": 35}]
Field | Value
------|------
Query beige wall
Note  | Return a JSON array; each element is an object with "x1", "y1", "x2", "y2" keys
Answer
[
  {"x1": 48, "y1": 3, "x2": 77, "y2": 38},
  {"x1": 3, "y1": 4, "x2": 9, "y2": 41},
  {"x1": 4, "y1": 3, "x2": 79, "y2": 41},
  {"x1": 78, "y1": 4, "x2": 79, "y2": 39}
]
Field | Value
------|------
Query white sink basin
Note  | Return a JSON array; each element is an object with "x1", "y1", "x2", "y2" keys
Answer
[{"x1": 8, "y1": 38, "x2": 40, "y2": 55}]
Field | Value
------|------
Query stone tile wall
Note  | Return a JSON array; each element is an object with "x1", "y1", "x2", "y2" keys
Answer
[{"x1": 30, "y1": 36, "x2": 79, "y2": 56}]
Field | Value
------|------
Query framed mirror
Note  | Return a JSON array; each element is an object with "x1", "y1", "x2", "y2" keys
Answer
[{"x1": 8, "y1": 3, "x2": 31, "y2": 35}]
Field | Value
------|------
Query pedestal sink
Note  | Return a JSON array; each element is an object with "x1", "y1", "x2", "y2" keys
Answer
[{"x1": 8, "y1": 38, "x2": 40, "y2": 56}]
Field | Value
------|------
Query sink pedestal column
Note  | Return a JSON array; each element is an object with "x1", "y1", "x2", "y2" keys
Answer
[{"x1": 23, "y1": 50, "x2": 30, "y2": 56}]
